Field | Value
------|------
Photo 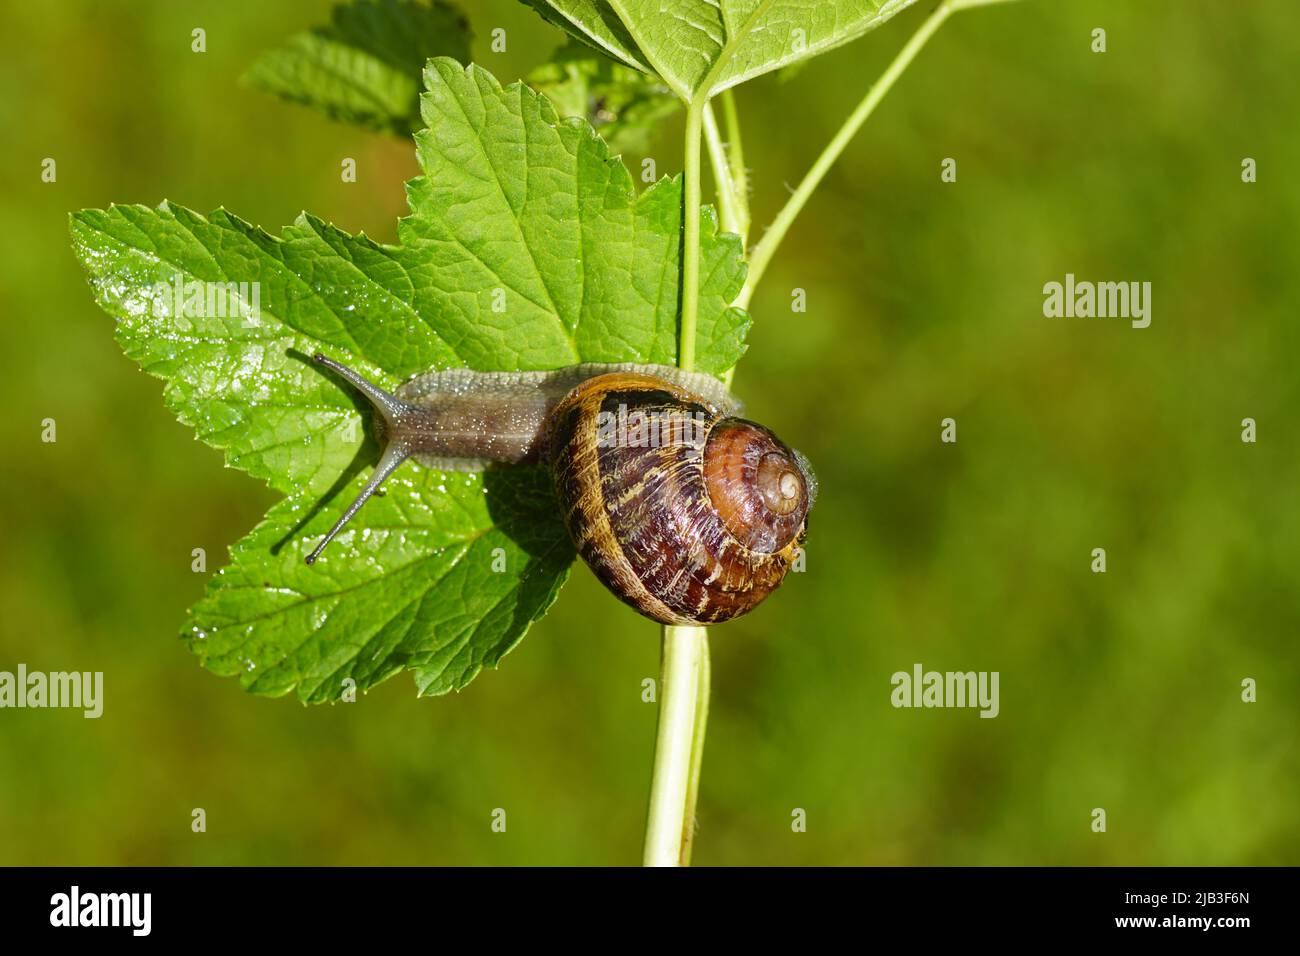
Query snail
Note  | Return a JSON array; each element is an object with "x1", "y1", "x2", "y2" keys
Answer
[{"x1": 305, "y1": 353, "x2": 817, "y2": 625}]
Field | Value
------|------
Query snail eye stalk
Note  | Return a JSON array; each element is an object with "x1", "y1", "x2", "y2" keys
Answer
[{"x1": 305, "y1": 353, "x2": 412, "y2": 565}]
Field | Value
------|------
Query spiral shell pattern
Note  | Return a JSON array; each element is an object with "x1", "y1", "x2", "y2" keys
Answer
[{"x1": 546, "y1": 372, "x2": 811, "y2": 625}]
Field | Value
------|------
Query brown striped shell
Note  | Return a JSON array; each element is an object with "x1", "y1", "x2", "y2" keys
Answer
[{"x1": 546, "y1": 372, "x2": 814, "y2": 625}]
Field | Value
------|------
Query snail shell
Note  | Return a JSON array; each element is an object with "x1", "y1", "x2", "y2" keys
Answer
[{"x1": 547, "y1": 372, "x2": 813, "y2": 625}]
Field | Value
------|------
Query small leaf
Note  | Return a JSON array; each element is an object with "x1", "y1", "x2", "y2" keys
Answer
[
  {"x1": 245, "y1": 0, "x2": 473, "y2": 135},
  {"x1": 70, "y1": 59, "x2": 749, "y2": 701},
  {"x1": 528, "y1": 40, "x2": 679, "y2": 154},
  {"x1": 523, "y1": 0, "x2": 917, "y2": 100}
]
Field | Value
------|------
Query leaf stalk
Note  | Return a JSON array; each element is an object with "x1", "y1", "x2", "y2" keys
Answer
[
  {"x1": 720, "y1": 90, "x2": 749, "y2": 244},
  {"x1": 737, "y1": 0, "x2": 963, "y2": 308},
  {"x1": 678, "y1": 97, "x2": 706, "y2": 372},
  {"x1": 703, "y1": 103, "x2": 743, "y2": 238}
]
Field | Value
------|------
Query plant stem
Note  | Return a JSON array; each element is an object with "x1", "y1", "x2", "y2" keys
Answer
[
  {"x1": 736, "y1": 0, "x2": 957, "y2": 308},
  {"x1": 678, "y1": 631, "x2": 711, "y2": 864},
  {"x1": 639, "y1": 81, "x2": 723, "y2": 867},
  {"x1": 643, "y1": 624, "x2": 710, "y2": 866},
  {"x1": 642, "y1": 93, "x2": 714, "y2": 866},
  {"x1": 720, "y1": 89, "x2": 750, "y2": 245},
  {"x1": 679, "y1": 98, "x2": 706, "y2": 372},
  {"x1": 703, "y1": 103, "x2": 742, "y2": 237}
]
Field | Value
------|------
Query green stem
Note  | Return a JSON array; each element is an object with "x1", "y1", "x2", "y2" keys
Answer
[
  {"x1": 679, "y1": 632, "x2": 710, "y2": 865},
  {"x1": 643, "y1": 95, "x2": 713, "y2": 866},
  {"x1": 679, "y1": 98, "x2": 706, "y2": 372},
  {"x1": 643, "y1": 624, "x2": 709, "y2": 866},
  {"x1": 720, "y1": 89, "x2": 750, "y2": 245},
  {"x1": 703, "y1": 103, "x2": 742, "y2": 237},
  {"x1": 737, "y1": 0, "x2": 958, "y2": 309}
]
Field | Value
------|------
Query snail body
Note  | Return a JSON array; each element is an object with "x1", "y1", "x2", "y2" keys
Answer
[{"x1": 307, "y1": 354, "x2": 816, "y2": 625}]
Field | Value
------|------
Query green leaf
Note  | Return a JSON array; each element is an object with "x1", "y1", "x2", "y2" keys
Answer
[
  {"x1": 406, "y1": 58, "x2": 748, "y2": 374},
  {"x1": 70, "y1": 59, "x2": 749, "y2": 702},
  {"x1": 189, "y1": 467, "x2": 573, "y2": 702},
  {"x1": 522, "y1": 0, "x2": 917, "y2": 100},
  {"x1": 528, "y1": 40, "x2": 679, "y2": 154},
  {"x1": 244, "y1": 0, "x2": 472, "y2": 135}
]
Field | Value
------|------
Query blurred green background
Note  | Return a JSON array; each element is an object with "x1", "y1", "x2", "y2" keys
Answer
[{"x1": 1, "y1": 0, "x2": 1296, "y2": 865}]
